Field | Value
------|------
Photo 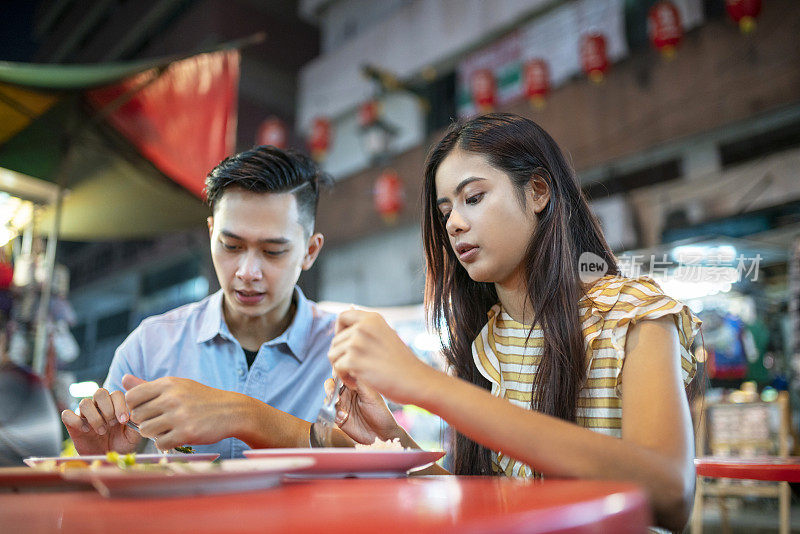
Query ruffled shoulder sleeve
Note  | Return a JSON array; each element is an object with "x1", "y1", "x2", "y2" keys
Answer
[
  {"x1": 472, "y1": 304, "x2": 503, "y2": 389},
  {"x1": 580, "y1": 276, "x2": 701, "y2": 391}
]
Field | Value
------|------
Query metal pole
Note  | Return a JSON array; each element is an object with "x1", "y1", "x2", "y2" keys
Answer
[
  {"x1": 31, "y1": 162, "x2": 67, "y2": 375},
  {"x1": 789, "y1": 235, "x2": 800, "y2": 386},
  {"x1": 20, "y1": 222, "x2": 33, "y2": 256}
]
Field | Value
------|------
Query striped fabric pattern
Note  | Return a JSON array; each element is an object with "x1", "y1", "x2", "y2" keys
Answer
[{"x1": 471, "y1": 275, "x2": 701, "y2": 477}]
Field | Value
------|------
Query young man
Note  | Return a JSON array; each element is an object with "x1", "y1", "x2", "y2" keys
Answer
[{"x1": 62, "y1": 146, "x2": 336, "y2": 458}]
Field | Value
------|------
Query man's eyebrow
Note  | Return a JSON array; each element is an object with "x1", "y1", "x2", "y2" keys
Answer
[
  {"x1": 220, "y1": 230, "x2": 290, "y2": 245},
  {"x1": 436, "y1": 177, "x2": 486, "y2": 205}
]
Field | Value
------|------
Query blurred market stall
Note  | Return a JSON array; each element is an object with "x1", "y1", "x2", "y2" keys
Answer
[{"x1": 0, "y1": 40, "x2": 249, "y2": 463}]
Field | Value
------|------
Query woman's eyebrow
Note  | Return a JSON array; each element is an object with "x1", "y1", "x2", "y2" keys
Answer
[{"x1": 436, "y1": 177, "x2": 486, "y2": 205}]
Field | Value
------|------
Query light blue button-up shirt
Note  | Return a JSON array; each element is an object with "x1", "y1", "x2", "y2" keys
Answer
[{"x1": 104, "y1": 287, "x2": 335, "y2": 459}]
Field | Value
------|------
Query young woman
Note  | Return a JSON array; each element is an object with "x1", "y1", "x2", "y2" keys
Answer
[{"x1": 327, "y1": 113, "x2": 700, "y2": 530}]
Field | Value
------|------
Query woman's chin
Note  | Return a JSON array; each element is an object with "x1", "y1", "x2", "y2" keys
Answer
[{"x1": 463, "y1": 265, "x2": 494, "y2": 284}]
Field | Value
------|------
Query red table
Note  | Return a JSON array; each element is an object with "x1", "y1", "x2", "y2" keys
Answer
[
  {"x1": 0, "y1": 477, "x2": 650, "y2": 533},
  {"x1": 695, "y1": 456, "x2": 800, "y2": 483}
]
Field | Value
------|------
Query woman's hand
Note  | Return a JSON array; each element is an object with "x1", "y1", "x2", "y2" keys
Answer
[
  {"x1": 327, "y1": 310, "x2": 438, "y2": 406},
  {"x1": 329, "y1": 378, "x2": 403, "y2": 445}
]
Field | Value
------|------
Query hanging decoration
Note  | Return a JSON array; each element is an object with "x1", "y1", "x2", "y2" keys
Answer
[
  {"x1": 470, "y1": 68, "x2": 497, "y2": 112},
  {"x1": 358, "y1": 98, "x2": 397, "y2": 164},
  {"x1": 725, "y1": 0, "x2": 762, "y2": 34},
  {"x1": 648, "y1": 1, "x2": 683, "y2": 59},
  {"x1": 580, "y1": 33, "x2": 609, "y2": 84},
  {"x1": 456, "y1": 30, "x2": 521, "y2": 118},
  {"x1": 87, "y1": 50, "x2": 239, "y2": 199},
  {"x1": 358, "y1": 100, "x2": 381, "y2": 128},
  {"x1": 373, "y1": 168, "x2": 404, "y2": 224},
  {"x1": 0, "y1": 259, "x2": 12, "y2": 289},
  {"x1": 522, "y1": 58, "x2": 550, "y2": 109},
  {"x1": 256, "y1": 116, "x2": 288, "y2": 149},
  {"x1": 308, "y1": 117, "x2": 331, "y2": 162}
]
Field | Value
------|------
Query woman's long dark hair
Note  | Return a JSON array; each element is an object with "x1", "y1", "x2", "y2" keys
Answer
[{"x1": 422, "y1": 113, "x2": 619, "y2": 475}]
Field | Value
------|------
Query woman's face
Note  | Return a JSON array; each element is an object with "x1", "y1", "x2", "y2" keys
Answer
[{"x1": 434, "y1": 148, "x2": 549, "y2": 290}]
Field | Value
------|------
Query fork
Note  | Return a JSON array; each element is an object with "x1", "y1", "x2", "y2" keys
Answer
[
  {"x1": 125, "y1": 420, "x2": 184, "y2": 454},
  {"x1": 311, "y1": 376, "x2": 342, "y2": 447}
]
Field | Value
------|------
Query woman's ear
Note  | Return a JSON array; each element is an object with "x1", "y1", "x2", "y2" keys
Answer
[{"x1": 528, "y1": 173, "x2": 551, "y2": 214}]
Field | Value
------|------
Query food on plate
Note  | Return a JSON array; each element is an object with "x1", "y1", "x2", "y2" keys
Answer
[
  {"x1": 354, "y1": 437, "x2": 406, "y2": 451},
  {"x1": 174, "y1": 445, "x2": 196, "y2": 454},
  {"x1": 30, "y1": 452, "x2": 165, "y2": 472},
  {"x1": 58, "y1": 459, "x2": 91, "y2": 470},
  {"x1": 106, "y1": 451, "x2": 137, "y2": 468},
  {"x1": 30, "y1": 458, "x2": 96, "y2": 472}
]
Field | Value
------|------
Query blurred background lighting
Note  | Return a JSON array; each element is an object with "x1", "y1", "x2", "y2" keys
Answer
[
  {"x1": 671, "y1": 244, "x2": 738, "y2": 264},
  {"x1": 413, "y1": 332, "x2": 441, "y2": 353},
  {"x1": 69, "y1": 380, "x2": 99, "y2": 398}
]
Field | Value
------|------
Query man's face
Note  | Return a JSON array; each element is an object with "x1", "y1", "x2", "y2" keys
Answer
[{"x1": 207, "y1": 187, "x2": 323, "y2": 322}]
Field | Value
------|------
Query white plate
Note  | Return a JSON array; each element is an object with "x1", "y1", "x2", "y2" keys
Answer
[
  {"x1": 23, "y1": 453, "x2": 219, "y2": 468},
  {"x1": 243, "y1": 448, "x2": 445, "y2": 477},
  {"x1": 60, "y1": 457, "x2": 314, "y2": 498}
]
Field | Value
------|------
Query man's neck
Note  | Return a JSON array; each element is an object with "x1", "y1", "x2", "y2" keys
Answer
[{"x1": 223, "y1": 294, "x2": 297, "y2": 352}]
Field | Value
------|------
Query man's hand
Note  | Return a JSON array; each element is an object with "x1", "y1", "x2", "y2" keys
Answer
[
  {"x1": 61, "y1": 387, "x2": 140, "y2": 455},
  {"x1": 123, "y1": 374, "x2": 242, "y2": 451}
]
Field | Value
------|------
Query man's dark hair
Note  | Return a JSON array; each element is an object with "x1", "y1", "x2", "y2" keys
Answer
[{"x1": 204, "y1": 146, "x2": 333, "y2": 235}]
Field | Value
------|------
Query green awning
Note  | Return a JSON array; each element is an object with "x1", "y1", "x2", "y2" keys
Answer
[
  {"x1": 0, "y1": 58, "x2": 211, "y2": 240},
  {"x1": 0, "y1": 57, "x2": 170, "y2": 90},
  {"x1": 0, "y1": 40, "x2": 250, "y2": 240}
]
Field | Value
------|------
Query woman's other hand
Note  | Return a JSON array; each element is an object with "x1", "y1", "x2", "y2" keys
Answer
[{"x1": 330, "y1": 378, "x2": 403, "y2": 445}]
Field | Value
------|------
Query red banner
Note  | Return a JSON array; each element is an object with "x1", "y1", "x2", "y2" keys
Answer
[{"x1": 87, "y1": 50, "x2": 239, "y2": 199}]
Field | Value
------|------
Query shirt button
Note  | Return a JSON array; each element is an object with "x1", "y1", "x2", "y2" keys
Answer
[{"x1": 238, "y1": 368, "x2": 245, "y2": 377}]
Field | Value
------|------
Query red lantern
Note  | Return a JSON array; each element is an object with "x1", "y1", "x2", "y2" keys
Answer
[
  {"x1": 726, "y1": 0, "x2": 762, "y2": 34},
  {"x1": 373, "y1": 169, "x2": 404, "y2": 223},
  {"x1": 256, "y1": 117, "x2": 287, "y2": 149},
  {"x1": 523, "y1": 59, "x2": 550, "y2": 109},
  {"x1": 308, "y1": 117, "x2": 331, "y2": 161},
  {"x1": 358, "y1": 100, "x2": 380, "y2": 128},
  {"x1": 0, "y1": 261, "x2": 12, "y2": 289},
  {"x1": 580, "y1": 33, "x2": 609, "y2": 84},
  {"x1": 648, "y1": 1, "x2": 683, "y2": 59},
  {"x1": 470, "y1": 69, "x2": 496, "y2": 112}
]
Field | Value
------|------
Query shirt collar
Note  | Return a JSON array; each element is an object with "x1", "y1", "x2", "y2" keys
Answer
[
  {"x1": 195, "y1": 287, "x2": 315, "y2": 363},
  {"x1": 267, "y1": 286, "x2": 313, "y2": 363},
  {"x1": 196, "y1": 290, "x2": 228, "y2": 344}
]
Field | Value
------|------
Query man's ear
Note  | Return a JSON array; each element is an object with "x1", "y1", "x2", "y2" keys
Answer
[
  {"x1": 528, "y1": 174, "x2": 551, "y2": 214},
  {"x1": 207, "y1": 216, "x2": 214, "y2": 239},
  {"x1": 302, "y1": 233, "x2": 324, "y2": 271}
]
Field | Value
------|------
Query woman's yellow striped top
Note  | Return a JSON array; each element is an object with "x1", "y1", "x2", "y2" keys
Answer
[{"x1": 471, "y1": 275, "x2": 701, "y2": 477}]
